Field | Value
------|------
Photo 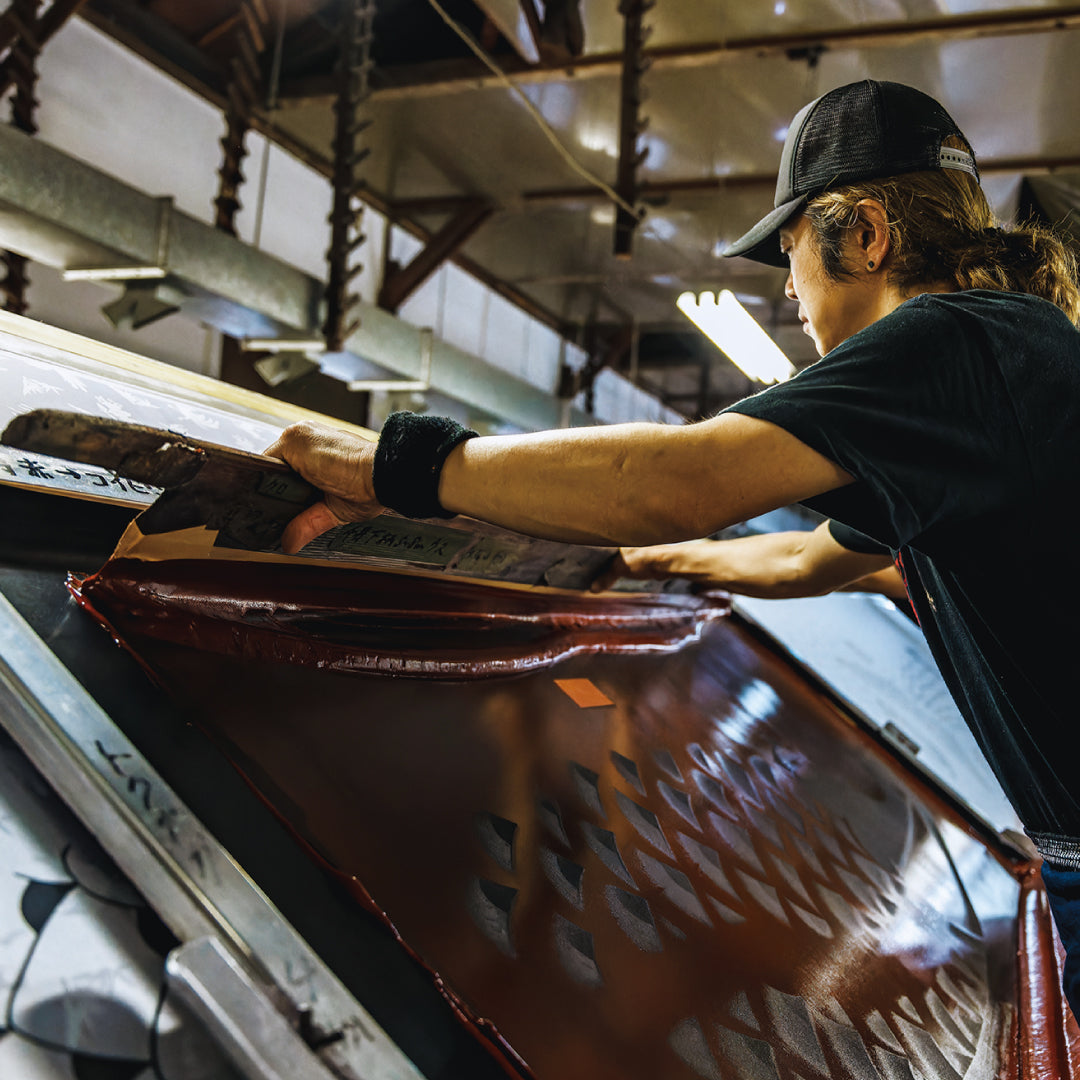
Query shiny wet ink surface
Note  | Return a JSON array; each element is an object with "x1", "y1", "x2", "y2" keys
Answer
[{"x1": 71, "y1": 555, "x2": 1028, "y2": 1079}]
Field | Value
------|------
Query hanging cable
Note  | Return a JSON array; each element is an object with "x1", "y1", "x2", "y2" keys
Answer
[
  {"x1": 253, "y1": 0, "x2": 289, "y2": 249},
  {"x1": 423, "y1": 0, "x2": 639, "y2": 220}
]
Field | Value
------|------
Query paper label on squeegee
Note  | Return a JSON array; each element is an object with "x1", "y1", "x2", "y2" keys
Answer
[
  {"x1": 325, "y1": 518, "x2": 473, "y2": 566},
  {"x1": 311, "y1": 518, "x2": 613, "y2": 587},
  {"x1": 0, "y1": 444, "x2": 160, "y2": 506},
  {"x1": 311, "y1": 518, "x2": 565, "y2": 580}
]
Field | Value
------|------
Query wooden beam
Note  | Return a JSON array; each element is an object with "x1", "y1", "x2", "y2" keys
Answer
[
  {"x1": 473, "y1": 0, "x2": 541, "y2": 63},
  {"x1": 0, "y1": 0, "x2": 89, "y2": 95},
  {"x1": 377, "y1": 200, "x2": 495, "y2": 312},
  {"x1": 274, "y1": 4, "x2": 1080, "y2": 103},
  {"x1": 519, "y1": 0, "x2": 543, "y2": 57},
  {"x1": 81, "y1": 1, "x2": 229, "y2": 94},
  {"x1": 389, "y1": 171, "x2": 777, "y2": 218},
  {"x1": 196, "y1": 13, "x2": 243, "y2": 50},
  {"x1": 0, "y1": 0, "x2": 89, "y2": 58},
  {"x1": 613, "y1": 0, "x2": 650, "y2": 258},
  {"x1": 389, "y1": 151, "x2": 1080, "y2": 219}
]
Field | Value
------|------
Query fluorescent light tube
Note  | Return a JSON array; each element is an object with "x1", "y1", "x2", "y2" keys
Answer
[{"x1": 678, "y1": 290, "x2": 795, "y2": 384}]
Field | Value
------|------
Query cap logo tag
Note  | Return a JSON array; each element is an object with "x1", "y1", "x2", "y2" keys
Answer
[{"x1": 939, "y1": 147, "x2": 978, "y2": 179}]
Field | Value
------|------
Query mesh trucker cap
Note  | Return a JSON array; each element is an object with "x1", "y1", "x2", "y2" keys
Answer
[{"x1": 724, "y1": 79, "x2": 979, "y2": 268}]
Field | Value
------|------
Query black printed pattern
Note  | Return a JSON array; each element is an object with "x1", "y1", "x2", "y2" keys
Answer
[
  {"x1": 468, "y1": 672, "x2": 1005, "y2": 1080},
  {"x1": 0, "y1": 730, "x2": 239, "y2": 1079}
]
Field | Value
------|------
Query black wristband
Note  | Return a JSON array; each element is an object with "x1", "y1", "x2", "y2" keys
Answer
[{"x1": 372, "y1": 411, "x2": 478, "y2": 519}]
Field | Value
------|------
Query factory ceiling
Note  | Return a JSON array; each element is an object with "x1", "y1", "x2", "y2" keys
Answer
[{"x1": 59, "y1": 1, "x2": 1080, "y2": 416}]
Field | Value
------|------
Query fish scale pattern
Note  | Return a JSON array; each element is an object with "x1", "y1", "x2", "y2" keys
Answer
[{"x1": 471, "y1": 721, "x2": 1002, "y2": 1080}]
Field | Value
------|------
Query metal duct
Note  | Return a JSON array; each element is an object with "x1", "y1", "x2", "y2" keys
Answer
[{"x1": 0, "y1": 123, "x2": 586, "y2": 432}]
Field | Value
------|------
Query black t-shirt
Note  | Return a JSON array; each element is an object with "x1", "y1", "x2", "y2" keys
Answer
[{"x1": 726, "y1": 290, "x2": 1080, "y2": 840}]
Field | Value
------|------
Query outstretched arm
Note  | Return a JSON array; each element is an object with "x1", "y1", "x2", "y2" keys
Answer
[
  {"x1": 590, "y1": 520, "x2": 899, "y2": 598},
  {"x1": 436, "y1": 413, "x2": 854, "y2": 545},
  {"x1": 265, "y1": 413, "x2": 854, "y2": 554},
  {"x1": 837, "y1": 565, "x2": 908, "y2": 600}
]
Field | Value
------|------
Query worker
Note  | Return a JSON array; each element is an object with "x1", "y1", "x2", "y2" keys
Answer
[{"x1": 265, "y1": 80, "x2": 1080, "y2": 1015}]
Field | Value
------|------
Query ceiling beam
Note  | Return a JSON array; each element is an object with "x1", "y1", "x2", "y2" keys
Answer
[
  {"x1": 0, "y1": 123, "x2": 594, "y2": 431},
  {"x1": 196, "y1": 13, "x2": 243, "y2": 50},
  {"x1": 82, "y1": 1, "x2": 229, "y2": 92},
  {"x1": 389, "y1": 170, "x2": 775, "y2": 217},
  {"x1": 518, "y1": 0, "x2": 543, "y2": 57},
  {"x1": 389, "y1": 152, "x2": 1080, "y2": 217},
  {"x1": 0, "y1": 0, "x2": 89, "y2": 97},
  {"x1": 276, "y1": 5, "x2": 1080, "y2": 104},
  {"x1": 613, "y1": 0, "x2": 650, "y2": 258},
  {"x1": 378, "y1": 199, "x2": 495, "y2": 312},
  {"x1": 0, "y1": 0, "x2": 90, "y2": 59}
]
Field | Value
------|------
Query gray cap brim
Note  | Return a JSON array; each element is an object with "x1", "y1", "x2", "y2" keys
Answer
[{"x1": 722, "y1": 193, "x2": 808, "y2": 267}]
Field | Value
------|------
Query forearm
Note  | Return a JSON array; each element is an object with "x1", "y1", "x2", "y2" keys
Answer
[
  {"x1": 838, "y1": 566, "x2": 908, "y2": 600},
  {"x1": 437, "y1": 415, "x2": 851, "y2": 547},
  {"x1": 438, "y1": 424, "x2": 696, "y2": 545},
  {"x1": 631, "y1": 533, "x2": 829, "y2": 598},
  {"x1": 608, "y1": 520, "x2": 896, "y2": 598}
]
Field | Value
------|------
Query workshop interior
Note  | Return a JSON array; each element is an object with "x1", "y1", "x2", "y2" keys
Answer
[{"x1": 0, "y1": 2, "x2": 1078, "y2": 1078}]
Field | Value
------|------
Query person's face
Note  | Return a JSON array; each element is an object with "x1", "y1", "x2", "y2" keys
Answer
[{"x1": 780, "y1": 214, "x2": 876, "y2": 356}]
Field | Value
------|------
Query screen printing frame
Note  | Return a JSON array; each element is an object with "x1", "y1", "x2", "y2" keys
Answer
[
  {"x1": 0, "y1": 310, "x2": 1034, "y2": 1077},
  {"x1": 0, "y1": 581, "x2": 429, "y2": 1080}
]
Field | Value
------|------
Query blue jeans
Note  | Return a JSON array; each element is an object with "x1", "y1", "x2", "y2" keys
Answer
[{"x1": 1040, "y1": 862, "x2": 1080, "y2": 1019}]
